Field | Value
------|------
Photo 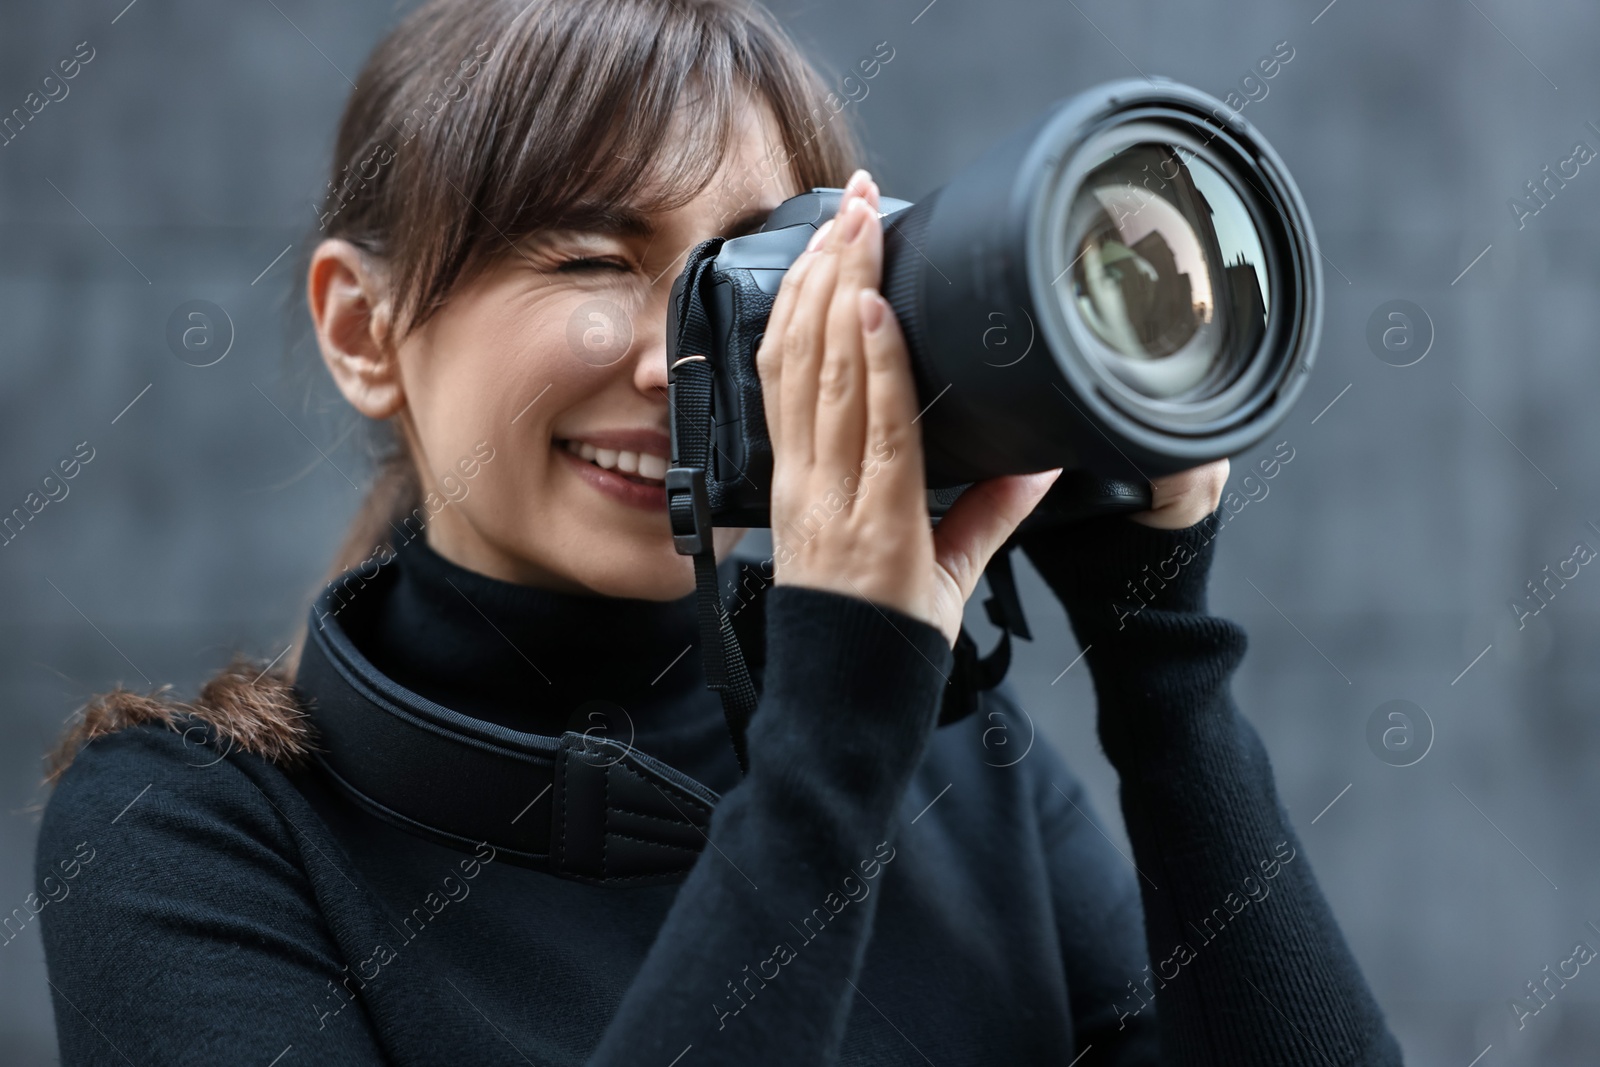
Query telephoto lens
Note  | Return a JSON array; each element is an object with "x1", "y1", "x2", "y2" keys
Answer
[{"x1": 666, "y1": 76, "x2": 1320, "y2": 528}]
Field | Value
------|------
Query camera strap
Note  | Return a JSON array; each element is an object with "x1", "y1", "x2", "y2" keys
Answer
[
  {"x1": 940, "y1": 545, "x2": 1031, "y2": 720},
  {"x1": 666, "y1": 238, "x2": 760, "y2": 775}
]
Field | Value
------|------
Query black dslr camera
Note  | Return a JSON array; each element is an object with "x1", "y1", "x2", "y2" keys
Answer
[
  {"x1": 666, "y1": 77, "x2": 1319, "y2": 543},
  {"x1": 663, "y1": 78, "x2": 1322, "y2": 766}
]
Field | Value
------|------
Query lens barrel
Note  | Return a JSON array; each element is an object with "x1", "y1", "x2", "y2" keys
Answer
[{"x1": 878, "y1": 77, "x2": 1320, "y2": 486}]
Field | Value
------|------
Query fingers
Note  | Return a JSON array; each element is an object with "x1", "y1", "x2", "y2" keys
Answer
[
  {"x1": 755, "y1": 228, "x2": 822, "y2": 447},
  {"x1": 812, "y1": 188, "x2": 883, "y2": 479},
  {"x1": 1133, "y1": 458, "x2": 1229, "y2": 529},
  {"x1": 776, "y1": 187, "x2": 858, "y2": 467},
  {"x1": 859, "y1": 282, "x2": 923, "y2": 504},
  {"x1": 755, "y1": 200, "x2": 841, "y2": 462},
  {"x1": 770, "y1": 170, "x2": 873, "y2": 472},
  {"x1": 931, "y1": 470, "x2": 1063, "y2": 602}
]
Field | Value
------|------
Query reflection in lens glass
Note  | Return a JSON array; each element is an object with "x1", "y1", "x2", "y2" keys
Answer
[{"x1": 1061, "y1": 143, "x2": 1269, "y2": 400}]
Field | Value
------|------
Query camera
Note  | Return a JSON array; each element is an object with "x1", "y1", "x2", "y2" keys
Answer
[
  {"x1": 665, "y1": 76, "x2": 1325, "y2": 751},
  {"x1": 665, "y1": 77, "x2": 1320, "y2": 539}
]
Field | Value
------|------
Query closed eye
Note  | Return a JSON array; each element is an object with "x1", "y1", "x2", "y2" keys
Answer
[{"x1": 556, "y1": 256, "x2": 634, "y2": 273}]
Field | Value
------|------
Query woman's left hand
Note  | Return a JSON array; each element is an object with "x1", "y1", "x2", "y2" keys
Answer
[{"x1": 1131, "y1": 459, "x2": 1229, "y2": 530}]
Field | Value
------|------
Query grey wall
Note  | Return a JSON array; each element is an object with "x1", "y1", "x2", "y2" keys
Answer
[{"x1": 3, "y1": 0, "x2": 1597, "y2": 1062}]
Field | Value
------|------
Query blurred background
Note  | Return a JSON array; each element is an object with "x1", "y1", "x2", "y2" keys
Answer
[{"x1": 2, "y1": 0, "x2": 1598, "y2": 1062}]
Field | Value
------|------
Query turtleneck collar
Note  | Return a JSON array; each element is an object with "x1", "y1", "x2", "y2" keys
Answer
[{"x1": 358, "y1": 533, "x2": 720, "y2": 736}]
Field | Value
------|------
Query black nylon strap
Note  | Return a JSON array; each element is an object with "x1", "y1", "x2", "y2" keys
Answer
[
  {"x1": 297, "y1": 581, "x2": 722, "y2": 886},
  {"x1": 939, "y1": 548, "x2": 1031, "y2": 726},
  {"x1": 667, "y1": 239, "x2": 759, "y2": 774}
]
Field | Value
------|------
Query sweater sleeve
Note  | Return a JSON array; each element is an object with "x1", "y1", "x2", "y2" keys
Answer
[
  {"x1": 1035, "y1": 765, "x2": 1162, "y2": 1065},
  {"x1": 1017, "y1": 511, "x2": 1404, "y2": 1066},
  {"x1": 588, "y1": 583, "x2": 953, "y2": 1064},
  {"x1": 37, "y1": 726, "x2": 388, "y2": 1067}
]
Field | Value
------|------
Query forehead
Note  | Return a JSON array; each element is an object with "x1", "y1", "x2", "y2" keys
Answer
[
  {"x1": 539, "y1": 96, "x2": 802, "y2": 242},
  {"x1": 658, "y1": 97, "x2": 801, "y2": 223}
]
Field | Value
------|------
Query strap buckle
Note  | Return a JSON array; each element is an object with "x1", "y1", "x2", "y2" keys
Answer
[{"x1": 666, "y1": 466, "x2": 712, "y2": 555}]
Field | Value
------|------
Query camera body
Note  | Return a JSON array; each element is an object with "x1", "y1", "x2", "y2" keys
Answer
[{"x1": 667, "y1": 189, "x2": 922, "y2": 528}]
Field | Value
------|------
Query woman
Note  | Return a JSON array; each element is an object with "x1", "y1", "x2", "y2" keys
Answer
[{"x1": 36, "y1": 0, "x2": 1402, "y2": 1063}]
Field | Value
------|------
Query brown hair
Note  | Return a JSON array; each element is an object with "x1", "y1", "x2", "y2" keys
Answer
[
  {"x1": 47, "y1": 0, "x2": 860, "y2": 780},
  {"x1": 44, "y1": 656, "x2": 316, "y2": 786}
]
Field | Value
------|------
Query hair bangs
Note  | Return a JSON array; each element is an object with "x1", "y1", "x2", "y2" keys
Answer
[
  {"x1": 329, "y1": 0, "x2": 855, "y2": 339},
  {"x1": 484, "y1": 2, "x2": 746, "y2": 241}
]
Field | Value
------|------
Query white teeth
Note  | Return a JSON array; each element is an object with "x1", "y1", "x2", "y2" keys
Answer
[{"x1": 560, "y1": 439, "x2": 669, "y2": 482}]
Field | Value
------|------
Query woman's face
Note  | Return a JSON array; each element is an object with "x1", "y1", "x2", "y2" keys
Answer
[{"x1": 385, "y1": 104, "x2": 800, "y2": 598}]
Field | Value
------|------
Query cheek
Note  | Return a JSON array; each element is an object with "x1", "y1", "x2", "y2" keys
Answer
[
  {"x1": 565, "y1": 293, "x2": 639, "y2": 368},
  {"x1": 396, "y1": 271, "x2": 689, "y2": 594},
  {"x1": 406, "y1": 290, "x2": 596, "y2": 463},
  {"x1": 403, "y1": 285, "x2": 644, "y2": 536}
]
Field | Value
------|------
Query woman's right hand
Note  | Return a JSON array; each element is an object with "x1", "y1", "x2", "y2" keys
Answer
[{"x1": 755, "y1": 169, "x2": 1060, "y2": 647}]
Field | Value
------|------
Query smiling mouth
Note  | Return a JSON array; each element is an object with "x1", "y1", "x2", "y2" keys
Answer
[{"x1": 555, "y1": 438, "x2": 669, "y2": 486}]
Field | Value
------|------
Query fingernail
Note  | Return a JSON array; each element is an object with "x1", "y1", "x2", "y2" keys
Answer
[
  {"x1": 843, "y1": 197, "x2": 873, "y2": 242},
  {"x1": 858, "y1": 289, "x2": 885, "y2": 332},
  {"x1": 805, "y1": 218, "x2": 834, "y2": 252},
  {"x1": 845, "y1": 168, "x2": 871, "y2": 194}
]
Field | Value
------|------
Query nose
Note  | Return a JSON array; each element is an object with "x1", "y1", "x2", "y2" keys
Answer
[{"x1": 630, "y1": 272, "x2": 676, "y2": 399}]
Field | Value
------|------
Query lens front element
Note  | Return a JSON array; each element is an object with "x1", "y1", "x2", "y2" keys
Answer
[{"x1": 1064, "y1": 143, "x2": 1270, "y2": 401}]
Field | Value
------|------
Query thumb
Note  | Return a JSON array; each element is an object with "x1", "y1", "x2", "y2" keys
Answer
[{"x1": 931, "y1": 468, "x2": 1063, "y2": 604}]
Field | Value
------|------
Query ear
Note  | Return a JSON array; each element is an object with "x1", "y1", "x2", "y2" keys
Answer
[{"x1": 308, "y1": 239, "x2": 405, "y2": 420}]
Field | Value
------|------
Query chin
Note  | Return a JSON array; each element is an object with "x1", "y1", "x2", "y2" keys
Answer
[{"x1": 565, "y1": 535, "x2": 699, "y2": 601}]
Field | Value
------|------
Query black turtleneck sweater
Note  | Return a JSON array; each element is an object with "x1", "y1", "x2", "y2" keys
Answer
[
  {"x1": 36, "y1": 516, "x2": 1404, "y2": 1065},
  {"x1": 361, "y1": 535, "x2": 747, "y2": 793}
]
